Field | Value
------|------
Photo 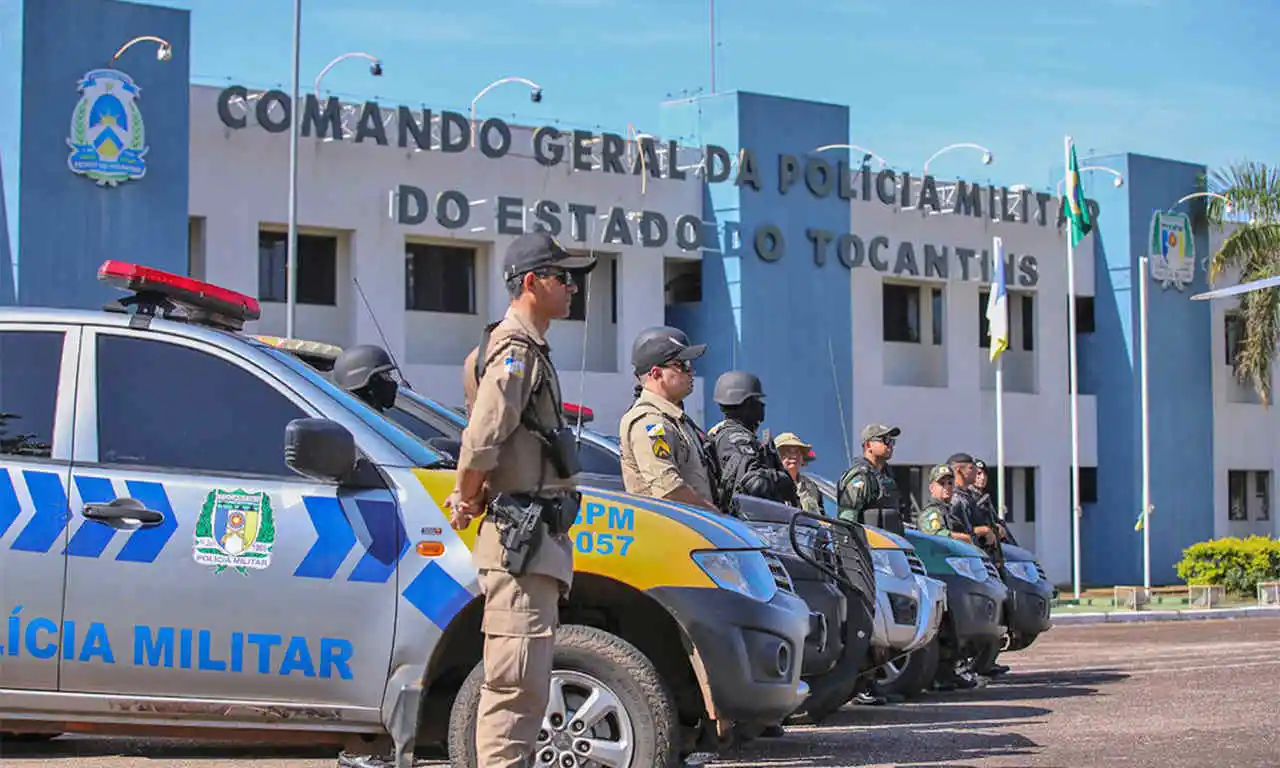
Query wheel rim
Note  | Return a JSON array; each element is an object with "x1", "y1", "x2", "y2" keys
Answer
[
  {"x1": 535, "y1": 669, "x2": 635, "y2": 768},
  {"x1": 878, "y1": 653, "x2": 907, "y2": 684}
]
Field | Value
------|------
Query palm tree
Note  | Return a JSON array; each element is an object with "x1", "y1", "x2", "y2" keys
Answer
[{"x1": 1204, "y1": 161, "x2": 1280, "y2": 405}]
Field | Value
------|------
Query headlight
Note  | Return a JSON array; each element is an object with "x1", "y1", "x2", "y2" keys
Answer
[
  {"x1": 747, "y1": 522, "x2": 792, "y2": 553},
  {"x1": 692, "y1": 550, "x2": 779, "y2": 602},
  {"x1": 1006, "y1": 561, "x2": 1040, "y2": 583},
  {"x1": 945, "y1": 556, "x2": 990, "y2": 582},
  {"x1": 871, "y1": 548, "x2": 911, "y2": 579}
]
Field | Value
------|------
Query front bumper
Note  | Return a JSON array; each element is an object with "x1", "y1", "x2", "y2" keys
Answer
[
  {"x1": 649, "y1": 584, "x2": 810, "y2": 726},
  {"x1": 1003, "y1": 565, "x2": 1054, "y2": 637},
  {"x1": 907, "y1": 575, "x2": 947, "y2": 653},
  {"x1": 871, "y1": 570, "x2": 925, "y2": 652},
  {"x1": 940, "y1": 571, "x2": 1009, "y2": 643}
]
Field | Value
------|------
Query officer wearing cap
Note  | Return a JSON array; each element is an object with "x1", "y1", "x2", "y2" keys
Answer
[
  {"x1": 445, "y1": 232, "x2": 597, "y2": 768},
  {"x1": 774, "y1": 432, "x2": 823, "y2": 514},
  {"x1": 707, "y1": 371, "x2": 800, "y2": 508},
  {"x1": 948, "y1": 453, "x2": 997, "y2": 552},
  {"x1": 972, "y1": 459, "x2": 1011, "y2": 552},
  {"x1": 836, "y1": 424, "x2": 907, "y2": 534},
  {"x1": 917, "y1": 464, "x2": 969, "y2": 540},
  {"x1": 618, "y1": 326, "x2": 720, "y2": 511}
]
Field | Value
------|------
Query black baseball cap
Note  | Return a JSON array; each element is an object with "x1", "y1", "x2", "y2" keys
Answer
[
  {"x1": 502, "y1": 232, "x2": 597, "y2": 282},
  {"x1": 632, "y1": 326, "x2": 707, "y2": 373}
]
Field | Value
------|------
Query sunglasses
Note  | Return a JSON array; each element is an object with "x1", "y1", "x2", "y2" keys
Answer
[{"x1": 533, "y1": 267, "x2": 574, "y2": 286}]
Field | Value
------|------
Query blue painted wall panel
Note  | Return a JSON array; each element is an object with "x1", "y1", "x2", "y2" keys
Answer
[
  {"x1": 17, "y1": 0, "x2": 189, "y2": 309},
  {"x1": 0, "y1": 0, "x2": 25, "y2": 305}
]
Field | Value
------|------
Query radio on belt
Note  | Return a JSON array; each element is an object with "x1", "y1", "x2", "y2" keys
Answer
[{"x1": 97, "y1": 260, "x2": 261, "y2": 331}]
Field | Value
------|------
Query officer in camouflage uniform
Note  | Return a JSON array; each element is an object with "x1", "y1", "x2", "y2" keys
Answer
[
  {"x1": 917, "y1": 464, "x2": 960, "y2": 537},
  {"x1": 836, "y1": 424, "x2": 907, "y2": 534},
  {"x1": 773, "y1": 432, "x2": 823, "y2": 514},
  {"x1": 708, "y1": 371, "x2": 801, "y2": 507}
]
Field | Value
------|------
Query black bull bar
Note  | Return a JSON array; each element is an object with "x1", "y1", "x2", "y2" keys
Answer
[{"x1": 787, "y1": 511, "x2": 877, "y2": 603}]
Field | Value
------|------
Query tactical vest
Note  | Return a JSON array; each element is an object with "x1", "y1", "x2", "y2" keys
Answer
[{"x1": 839, "y1": 457, "x2": 906, "y2": 535}]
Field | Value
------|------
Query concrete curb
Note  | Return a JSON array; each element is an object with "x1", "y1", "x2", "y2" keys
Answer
[{"x1": 1050, "y1": 605, "x2": 1280, "y2": 626}]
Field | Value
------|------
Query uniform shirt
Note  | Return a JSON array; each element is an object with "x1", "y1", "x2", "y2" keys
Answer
[
  {"x1": 837, "y1": 458, "x2": 902, "y2": 524},
  {"x1": 618, "y1": 388, "x2": 715, "y2": 503},
  {"x1": 708, "y1": 420, "x2": 799, "y2": 506},
  {"x1": 949, "y1": 486, "x2": 980, "y2": 536},
  {"x1": 459, "y1": 305, "x2": 575, "y2": 587},
  {"x1": 918, "y1": 497, "x2": 968, "y2": 537},
  {"x1": 795, "y1": 472, "x2": 823, "y2": 515}
]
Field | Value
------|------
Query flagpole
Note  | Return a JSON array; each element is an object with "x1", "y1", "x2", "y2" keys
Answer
[
  {"x1": 1065, "y1": 135, "x2": 1083, "y2": 601},
  {"x1": 1139, "y1": 254, "x2": 1151, "y2": 590},
  {"x1": 994, "y1": 236, "x2": 1006, "y2": 532}
]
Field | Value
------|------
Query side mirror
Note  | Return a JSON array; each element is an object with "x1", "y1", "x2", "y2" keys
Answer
[{"x1": 285, "y1": 418, "x2": 357, "y2": 482}]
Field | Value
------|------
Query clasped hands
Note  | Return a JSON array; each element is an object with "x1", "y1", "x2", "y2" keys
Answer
[{"x1": 444, "y1": 489, "x2": 486, "y2": 531}]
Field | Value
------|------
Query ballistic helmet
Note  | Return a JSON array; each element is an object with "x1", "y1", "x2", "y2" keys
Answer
[
  {"x1": 713, "y1": 370, "x2": 765, "y2": 406},
  {"x1": 332, "y1": 344, "x2": 396, "y2": 392}
]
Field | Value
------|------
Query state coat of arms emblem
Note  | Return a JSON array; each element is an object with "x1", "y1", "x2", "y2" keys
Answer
[
  {"x1": 66, "y1": 68, "x2": 149, "y2": 187},
  {"x1": 193, "y1": 489, "x2": 276, "y2": 575}
]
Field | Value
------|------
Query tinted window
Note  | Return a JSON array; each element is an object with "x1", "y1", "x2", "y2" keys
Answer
[
  {"x1": 576, "y1": 440, "x2": 622, "y2": 476},
  {"x1": 385, "y1": 405, "x2": 450, "y2": 442},
  {"x1": 96, "y1": 335, "x2": 307, "y2": 477},
  {"x1": 0, "y1": 330, "x2": 65, "y2": 459}
]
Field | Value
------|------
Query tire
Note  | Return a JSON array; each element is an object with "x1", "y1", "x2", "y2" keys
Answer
[
  {"x1": 878, "y1": 635, "x2": 941, "y2": 699},
  {"x1": 448, "y1": 623, "x2": 680, "y2": 768}
]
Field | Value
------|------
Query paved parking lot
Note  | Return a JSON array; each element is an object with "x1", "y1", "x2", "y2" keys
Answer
[{"x1": 6, "y1": 616, "x2": 1280, "y2": 767}]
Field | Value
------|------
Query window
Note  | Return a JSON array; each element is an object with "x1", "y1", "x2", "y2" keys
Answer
[
  {"x1": 1021, "y1": 294, "x2": 1035, "y2": 351},
  {"x1": 978, "y1": 290, "x2": 991, "y2": 348},
  {"x1": 384, "y1": 404, "x2": 450, "y2": 443},
  {"x1": 1225, "y1": 313, "x2": 1245, "y2": 367},
  {"x1": 931, "y1": 288, "x2": 943, "y2": 345},
  {"x1": 1257, "y1": 471, "x2": 1270, "y2": 521},
  {"x1": 405, "y1": 242, "x2": 476, "y2": 314},
  {"x1": 0, "y1": 330, "x2": 64, "y2": 459},
  {"x1": 890, "y1": 464, "x2": 925, "y2": 510},
  {"x1": 1229, "y1": 470, "x2": 1248, "y2": 520},
  {"x1": 577, "y1": 440, "x2": 622, "y2": 476},
  {"x1": 95, "y1": 335, "x2": 309, "y2": 478},
  {"x1": 1075, "y1": 296, "x2": 1096, "y2": 334},
  {"x1": 567, "y1": 267, "x2": 589, "y2": 321},
  {"x1": 883, "y1": 283, "x2": 920, "y2": 343},
  {"x1": 1067, "y1": 466, "x2": 1098, "y2": 508},
  {"x1": 1024, "y1": 467, "x2": 1036, "y2": 522},
  {"x1": 259, "y1": 230, "x2": 338, "y2": 305},
  {"x1": 610, "y1": 260, "x2": 618, "y2": 324}
]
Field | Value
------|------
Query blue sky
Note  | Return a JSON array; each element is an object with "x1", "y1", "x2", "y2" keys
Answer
[{"x1": 150, "y1": 0, "x2": 1277, "y2": 193}]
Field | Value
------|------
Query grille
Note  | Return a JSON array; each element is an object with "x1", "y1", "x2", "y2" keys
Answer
[
  {"x1": 906, "y1": 553, "x2": 926, "y2": 576},
  {"x1": 888, "y1": 593, "x2": 918, "y2": 626},
  {"x1": 1035, "y1": 562, "x2": 1047, "y2": 581},
  {"x1": 763, "y1": 550, "x2": 795, "y2": 594},
  {"x1": 984, "y1": 561, "x2": 1001, "y2": 580}
]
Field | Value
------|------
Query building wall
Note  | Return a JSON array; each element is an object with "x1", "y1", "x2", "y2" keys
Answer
[
  {"x1": 14, "y1": 0, "x2": 190, "y2": 309},
  {"x1": 188, "y1": 84, "x2": 706, "y2": 431},
  {"x1": 0, "y1": 0, "x2": 21, "y2": 305}
]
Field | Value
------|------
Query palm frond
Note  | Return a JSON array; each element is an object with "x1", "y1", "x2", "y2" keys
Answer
[
  {"x1": 1207, "y1": 222, "x2": 1280, "y2": 284},
  {"x1": 1206, "y1": 161, "x2": 1280, "y2": 226}
]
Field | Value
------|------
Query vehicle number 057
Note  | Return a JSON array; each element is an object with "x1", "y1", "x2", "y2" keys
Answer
[{"x1": 575, "y1": 531, "x2": 634, "y2": 556}]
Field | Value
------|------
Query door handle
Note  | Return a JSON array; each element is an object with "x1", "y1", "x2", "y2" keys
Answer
[{"x1": 83, "y1": 498, "x2": 165, "y2": 526}]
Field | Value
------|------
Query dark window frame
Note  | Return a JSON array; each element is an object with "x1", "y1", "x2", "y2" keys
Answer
[
  {"x1": 0, "y1": 330, "x2": 65, "y2": 460},
  {"x1": 405, "y1": 241, "x2": 477, "y2": 315},
  {"x1": 258, "y1": 229, "x2": 338, "y2": 306},
  {"x1": 883, "y1": 283, "x2": 921, "y2": 344}
]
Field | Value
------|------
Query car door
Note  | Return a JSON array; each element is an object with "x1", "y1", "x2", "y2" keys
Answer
[
  {"x1": 0, "y1": 324, "x2": 80, "y2": 691},
  {"x1": 59, "y1": 326, "x2": 400, "y2": 718}
]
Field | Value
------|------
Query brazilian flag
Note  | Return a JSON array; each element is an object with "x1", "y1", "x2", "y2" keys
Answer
[{"x1": 1065, "y1": 144, "x2": 1093, "y2": 246}]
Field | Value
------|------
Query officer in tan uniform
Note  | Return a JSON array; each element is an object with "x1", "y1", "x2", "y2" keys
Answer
[
  {"x1": 618, "y1": 326, "x2": 720, "y2": 511},
  {"x1": 774, "y1": 432, "x2": 823, "y2": 514},
  {"x1": 445, "y1": 232, "x2": 597, "y2": 768}
]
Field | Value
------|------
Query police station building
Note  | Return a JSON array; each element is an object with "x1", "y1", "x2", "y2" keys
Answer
[{"x1": 2, "y1": 0, "x2": 1272, "y2": 588}]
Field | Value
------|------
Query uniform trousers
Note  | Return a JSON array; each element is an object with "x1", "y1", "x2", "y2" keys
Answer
[{"x1": 475, "y1": 566, "x2": 560, "y2": 767}]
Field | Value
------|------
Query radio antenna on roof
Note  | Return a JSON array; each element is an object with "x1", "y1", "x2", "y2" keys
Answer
[
  {"x1": 573, "y1": 214, "x2": 599, "y2": 445},
  {"x1": 352, "y1": 275, "x2": 414, "y2": 391}
]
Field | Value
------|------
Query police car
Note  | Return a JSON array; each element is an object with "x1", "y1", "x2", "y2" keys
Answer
[{"x1": 0, "y1": 262, "x2": 814, "y2": 767}]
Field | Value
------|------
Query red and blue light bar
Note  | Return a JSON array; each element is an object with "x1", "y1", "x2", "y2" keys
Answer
[{"x1": 563, "y1": 402, "x2": 594, "y2": 425}]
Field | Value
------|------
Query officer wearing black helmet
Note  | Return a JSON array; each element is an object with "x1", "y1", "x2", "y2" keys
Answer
[
  {"x1": 330, "y1": 344, "x2": 399, "y2": 412},
  {"x1": 707, "y1": 371, "x2": 800, "y2": 508}
]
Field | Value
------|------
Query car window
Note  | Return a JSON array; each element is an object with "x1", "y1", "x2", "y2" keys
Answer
[
  {"x1": 576, "y1": 439, "x2": 622, "y2": 476},
  {"x1": 384, "y1": 404, "x2": 449, "y2": 442},
  {"x1": 96, "y1": 334, "x2": 309, "y2": 477},
  {"x1": 0, "y1": 330, "x2": 65, "y2": 459}
]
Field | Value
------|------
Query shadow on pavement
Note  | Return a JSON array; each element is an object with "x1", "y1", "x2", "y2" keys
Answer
[
  {"x1": 708, "y1": 725, "x2": 1043, "y2": 767},
  {"x1": 0, "y1": 735, "x2": 340, "y2": 761}
]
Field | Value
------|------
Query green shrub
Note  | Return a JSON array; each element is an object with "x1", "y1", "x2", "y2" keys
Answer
[{"x1": 1176, "y1": 536, "x2": 1280, "y2": 595}]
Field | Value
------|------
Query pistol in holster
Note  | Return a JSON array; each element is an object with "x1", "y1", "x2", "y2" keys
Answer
[{"x1": 488, "y1": 491, "x2": 583, "y2": 576}]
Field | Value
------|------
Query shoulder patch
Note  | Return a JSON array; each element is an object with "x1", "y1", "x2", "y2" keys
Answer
[
  {"x1": 645, "y1": 422, "x2": 672, "y2": 459},
  {"x1": 502, "y1": 354, "x2": 526, "y2": 377},
  {"x1": 644, "y1": 423, "x2": 666, "y2": 437},
  {"x1": 851, "y1": 478, "x2": 866, "y2": 490},
  {"x1": 922, "y1": 511, "x2": 943, "y2": 533}
]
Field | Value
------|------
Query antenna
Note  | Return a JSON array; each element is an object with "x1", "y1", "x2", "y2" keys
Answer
[
  {"x1": 352, "y1": 275, "x2": 415, "y2": 391},
  {"x1": 827, "y1": 335, "x2": 852, "y2": 466},
  {"x1": 573, "y1": 214, "x2": 599, "y2": 445}
]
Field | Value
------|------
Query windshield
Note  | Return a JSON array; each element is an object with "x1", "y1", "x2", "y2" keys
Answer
[{"x1": 256, "y1": 344, "x2": 450, "y2": 468}]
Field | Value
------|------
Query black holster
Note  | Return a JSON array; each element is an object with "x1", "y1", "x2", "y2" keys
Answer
[{"x1": 488, "y1": 491, "x2": 582, "y2": 575}]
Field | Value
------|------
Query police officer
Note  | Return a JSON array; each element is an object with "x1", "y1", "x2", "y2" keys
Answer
[
  {"x1": 836, "y1": 424, "x2": 907, "y2": 534},
  {"x1": 707, "y1": 371, "x2": 800, "y2": 507},
  {"x1": 617, "y1": 326, "x2": 719, "y2": 511},
  {"x1": 444, "y1": 232, "x2": 596, "y2": 768},
  {"x1": 973, "y1": 459, "x2": 1012, "y2": 549},
  {"x1": 916, "y1": 464, "x2": 959, "y2": 538},
  {"x1": 948, "y1": 453, "x2": 997, "y2": 553},
  {"x1": 774, "y1": 432, "x2": 823, "y2": 514},
  {"x1": 330, "y1": 344, "x2": 399, "y2": 412}
]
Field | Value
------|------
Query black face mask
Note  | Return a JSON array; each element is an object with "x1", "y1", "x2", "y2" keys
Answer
[
  {"x1": 360, "y1": 372, "x2": 399, "y2": 411},
  {"x1": 727, "y1": 399, "x2": 765, "y2": 429}
]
